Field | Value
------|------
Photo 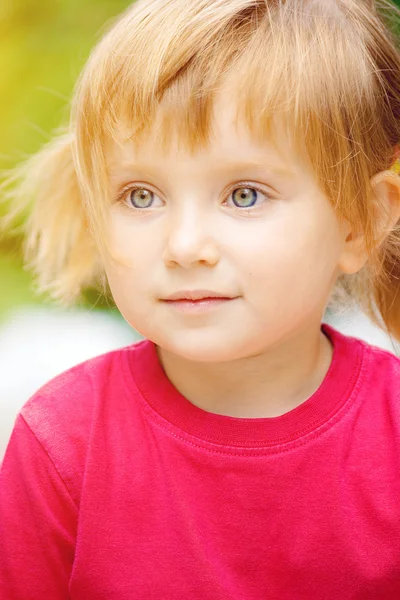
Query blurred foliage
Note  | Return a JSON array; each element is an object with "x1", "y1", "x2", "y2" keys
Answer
[
  {"x1": 0, "y1": 0, "x2": 130, "y2": 161},
  {"x1": 1, "y1": 0, "x2": 400, "y2": 318},
  {"x1": 0, "y1": 0, "x2": 131, "y2": 316}
]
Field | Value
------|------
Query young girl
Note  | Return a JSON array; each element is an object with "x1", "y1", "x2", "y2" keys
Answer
[{"x1": 2, "y1": 0, "x2": 400, "y2": 597}]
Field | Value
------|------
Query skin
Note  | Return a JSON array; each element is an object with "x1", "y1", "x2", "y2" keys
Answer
[{"x1": 103, "y1": 93, "x2": 400, "y2": 419}]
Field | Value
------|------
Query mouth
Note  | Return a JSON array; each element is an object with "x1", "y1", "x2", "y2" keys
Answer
[
  {"x1": 160, "y1": 290, "x2": 239, "y2": 313},
  {"x1": 162, "y1": 290, "x2": 238, "y2": 302}
]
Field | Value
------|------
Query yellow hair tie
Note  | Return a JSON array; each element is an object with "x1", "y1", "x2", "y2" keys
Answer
[{"x1": 390, "y1": 145, "x2": 400, "y2": 175}]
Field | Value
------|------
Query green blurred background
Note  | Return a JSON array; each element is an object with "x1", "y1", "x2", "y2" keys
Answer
[
  {"x1": 0, "y1": 0, "x2": 131, "y2": 320},
  {"x1": 1, "y1": 0, "x2": 400, "y2": 322}
]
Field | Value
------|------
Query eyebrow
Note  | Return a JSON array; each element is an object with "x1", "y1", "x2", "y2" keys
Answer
[
  {"x1": 210, "y1": 161, "x2": 294, "y2": 179},
  {"x1": 110, "y1": 160, "x2": 294, "y2": 181}
]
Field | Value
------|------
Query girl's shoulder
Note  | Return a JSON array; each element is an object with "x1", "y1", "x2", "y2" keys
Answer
[
  {"x1": 326, "y1": 322, "x2": 400, "y2": 372},
  {"x1": 349, "y1": 332, "x2": 400, "y2": 371},
  {"x1": 320, "y1": 324, "x2": 400, "y2": 409},
  {"x1": 15, "y1": 339, "x2": 150, "y2": 499},
  {"x1": 339, "y1": 328, "x2": 400, "y2": 400},
  {"x1": 21, "y1": 339, "x2": 148, "y2": 425}
]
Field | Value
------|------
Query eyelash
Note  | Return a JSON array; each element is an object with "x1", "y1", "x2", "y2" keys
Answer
[{"x1": 115, "y1": 182, "x2": 274, "y2": 211}]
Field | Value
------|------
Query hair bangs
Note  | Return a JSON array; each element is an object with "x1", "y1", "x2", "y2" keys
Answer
[{"x1": 79, "y1": 2, "x2": 269, "y2": 155}]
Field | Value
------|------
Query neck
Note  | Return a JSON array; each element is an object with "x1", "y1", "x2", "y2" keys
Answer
[{"x1": 157, "y1": 323, "x2": 333, "y2": 419}]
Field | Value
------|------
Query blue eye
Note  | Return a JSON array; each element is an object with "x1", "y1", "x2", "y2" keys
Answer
[
  {"x1": 231, "y1": 187, "x2": 259, "y2": 208},
  {"x1": 128, "y1": 188, "x2": 154, "y2": 208}
]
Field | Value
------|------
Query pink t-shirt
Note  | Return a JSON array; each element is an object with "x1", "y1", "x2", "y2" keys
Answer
[{"x1": 1, "y1": 323, "x2": 400, "y2": 599}]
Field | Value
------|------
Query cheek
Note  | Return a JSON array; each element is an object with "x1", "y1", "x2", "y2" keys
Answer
[
  {"x1": 104, "y1": 255, "x2": 156, "y2": 335},
  {"x1": 107, "y1": 211, "x2": 144, "y2": 259},
  {"x1": 236, "y1": 214, "x2": 342, "y2": 297},
  {"x1": 106, "y1": 210, "x2": 162, "y2": 275},
  {"x1": 104, "y1": 257, "x2": 152, "y2": 310},
  {"x1": 103, "y1": 216, "x2": 150, "y2": 306}
]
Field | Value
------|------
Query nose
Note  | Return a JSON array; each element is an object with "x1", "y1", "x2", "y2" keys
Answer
[{"x1": 162, "y1": 205, "x2": 220, "y2": 269}]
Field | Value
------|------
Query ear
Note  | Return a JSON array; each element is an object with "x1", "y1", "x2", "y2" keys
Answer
[
  {"x1": 370, "y1": 169, "x2": 400, "y2": 246},
  {"x1": 337, "y1": 170, "x2": 400, "y2": 276}
]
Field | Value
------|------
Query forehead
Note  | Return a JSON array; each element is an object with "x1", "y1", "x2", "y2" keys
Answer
[{"x1": 106, "y1": 89, "x2": 303, "y2": 180}]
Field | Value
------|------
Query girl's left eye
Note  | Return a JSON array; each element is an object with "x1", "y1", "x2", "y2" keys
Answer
[{"x1": 225, "y1": 186, "x2": 270, "y2": 209}]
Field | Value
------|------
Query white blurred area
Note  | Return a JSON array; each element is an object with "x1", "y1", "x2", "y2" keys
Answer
[
  {"x1": 0, "y1": 305, "x2": 399, "y2": 459},
  {"x1": 0, "y1": 306, "x2": 141, "y2": 459}
]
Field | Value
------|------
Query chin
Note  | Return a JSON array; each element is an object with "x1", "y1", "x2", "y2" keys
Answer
[{"x1": 153, "y1": 330, "x2": 253, "y2": 363}]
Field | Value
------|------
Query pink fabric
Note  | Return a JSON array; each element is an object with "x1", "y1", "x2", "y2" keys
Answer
[{"x1": 1, "y1": 323, "x2": 400, "y2": 599}]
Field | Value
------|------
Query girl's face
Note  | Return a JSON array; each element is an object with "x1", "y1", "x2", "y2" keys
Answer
[{"x1": 104, "y1": 96, "x2": 350, "y2": 362}]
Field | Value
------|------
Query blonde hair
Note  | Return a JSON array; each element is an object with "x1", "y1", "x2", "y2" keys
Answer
[{"x1": 2, "y1": 0, "x2": 400, "y2": 338}]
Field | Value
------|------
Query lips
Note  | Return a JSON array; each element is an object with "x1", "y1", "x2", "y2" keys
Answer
[
  {"x1": 160, "y1": 292, "x2": 238, "y2": 314},
  {"x1": 162, "y1": 290, "x2": 237, "y2": 302}
]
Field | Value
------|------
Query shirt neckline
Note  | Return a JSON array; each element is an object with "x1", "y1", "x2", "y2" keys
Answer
[{"x1": 126, "y1": 324, "x2": 364, "y2": 447}]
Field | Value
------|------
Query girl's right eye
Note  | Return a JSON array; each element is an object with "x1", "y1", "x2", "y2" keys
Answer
[{"x1": 120, "y1": 186, "x2": 164, "y2": 209}]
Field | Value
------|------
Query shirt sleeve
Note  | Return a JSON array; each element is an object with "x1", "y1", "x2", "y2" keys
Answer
[{"x1": 0, "y1": 414, "x2": 78, "y2": 599}]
